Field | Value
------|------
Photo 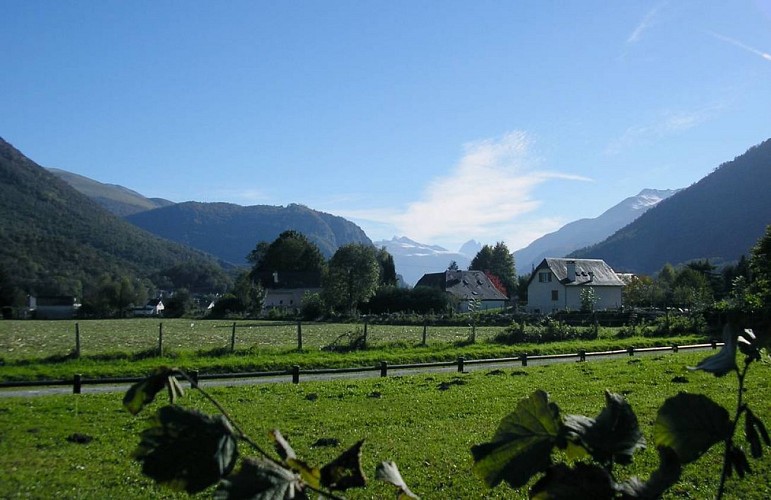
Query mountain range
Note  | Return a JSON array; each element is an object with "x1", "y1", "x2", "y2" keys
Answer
[
  {"x1": 0, "y1": 137, "x2": 224, "y2": 297},
  {"x1": 125, "y1": 202, "x2": 372, "y2": 264},
  {"x1": 570, "y1": 138, "x2": 771, "y2": 274},
  {"x1": 372, "y1": 237, "x2": 480, "y2": 286},
  {"x1": 514, "y1": 188, "x2": 678, "y2": 272},
  {"x1": 35, "y1": 136, "x2": 771, "y2": 286}
]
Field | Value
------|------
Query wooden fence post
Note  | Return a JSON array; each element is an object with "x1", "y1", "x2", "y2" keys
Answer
[
  {"x1": 579, "y1": 350, "x2": 586, "y2": 362},
  {"x1": 380, "y1": 361, "x2": 388, "y2": 377},
  {"x1": 627, "y1": 346, "x2": 635, "y2": 356},
  {"x1": 73, "y1": 374, "x2": 82, "y2": 394},
  {"x1": 189, "y1": 370, "x2": 199, "y2": 388},
  {"x1": 292, "y1": 365, "x2": 300, "y2": 384},
  {"x1": 158, "y1": 322, "x2": 163, "y2": 356},
  {"x1": 297, "y1": 320, "x2": 303, "y2": 351},
  {"x1": 74, "y1": 322, "x2": 81, "y2": 358},
  {"x1": 363, "y1": 319, "x2": 368, "y2": 346},
  {"x1": 672, "y1": 344, "x2": 679, "y2": 353},
  {"x1": 421, "y1": 319, "x2": 428, "y2": 346},
  {"x1": 457, "y1": 357, "x2": 465, "y2": 373},
  {"x1": 711, "y1": 340, "x2": 717, "y2": 349},
  {"x1": 521, "y1": 353, "x2": 528, "y2": 367}
]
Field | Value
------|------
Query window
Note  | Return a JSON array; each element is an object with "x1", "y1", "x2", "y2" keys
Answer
[
  {"x1": 551, "y1": 290, "x2": 559, "y2": 301},
  {"x1": 539, "y1": 272, "x2": 552, "y2": 283}
]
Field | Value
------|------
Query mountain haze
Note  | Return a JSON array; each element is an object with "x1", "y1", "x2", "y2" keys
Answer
[
  {"x1": 0, "y1": 137, "x2": 225, "y2": 296},
  {"x1": 126, "y1": 202, "x2": 372, "y2": 265},
  {"x1": 514, "y1": 189, "x2": 678, "y2": 272},
  {"x1": 570, "y1": 139, "x2": 771, "y2": 274},
  {"x1": 48, "y1": 168, "x2": 174, "y2": 216},
  {"x1": 373, "y1": 236, "x2": 472, "y2": 286}
]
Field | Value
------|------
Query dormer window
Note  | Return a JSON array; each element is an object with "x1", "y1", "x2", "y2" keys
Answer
[{"x1": 538, "y1": 272, "x2": 552, "y2": 283}]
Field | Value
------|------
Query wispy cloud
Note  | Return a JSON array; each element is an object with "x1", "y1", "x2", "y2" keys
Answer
[
  {"x1": 605, "y1": 106, "x2": 718, "y2": 155},
  {"x1": 709, "y1": 31, "x2": 771, "y2": 63},
  {"x1": 339, "y1": 131, "x2": 591, "y2": 249},
  {"x1": 627, "y1": 4, "x2": 665, "y2": 44}
]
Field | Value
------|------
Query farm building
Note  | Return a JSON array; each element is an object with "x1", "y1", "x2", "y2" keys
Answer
[
  {"x1": 259, "y1": 271, "x2": 322, "y2": 313},
  {"x1": 527, "y1": 258, "x2": 625, "y2": 314},
  {"x1": 415, "y1": 270, "x2": 508, "y2": 312},
  {"x1": 133, "y1": 298, "x2": 164, "y2": 317},
  {"x1": 26, "y1": 296, "x2": 81, "y2": 319}
]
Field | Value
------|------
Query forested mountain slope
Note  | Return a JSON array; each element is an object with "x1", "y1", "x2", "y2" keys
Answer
[
  {"x1": 48, "y1": 168, "x2": 174, "y2": 216},
  {"x1": 571, "y1": 139, "x2": 771, "y2": 274},
  {"x1": 126, "y1": 202, "x2": 372, "y2": 264},
  {"x1": 0, "y1": 137, "x2": 223, "y2": 296}
]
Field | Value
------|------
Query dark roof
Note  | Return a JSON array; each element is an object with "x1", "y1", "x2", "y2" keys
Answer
[
  {"x1": 415, "y1": 270, "x2": 508, "y2": 301},
  {"x1": 530, "y1": 258, "x2": 625, "y2": 287}
]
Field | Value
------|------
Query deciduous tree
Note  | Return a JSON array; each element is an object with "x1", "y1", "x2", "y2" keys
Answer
[{"x1": 323, "y1": 244, "x2": 380, "y2": 313}]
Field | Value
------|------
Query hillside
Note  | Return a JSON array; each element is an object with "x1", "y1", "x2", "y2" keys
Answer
[
  {"x1": 0, "y1": 137, "x2": 225, "y2": 297},
  {"x1": 125, "y1": 202, "x2": 372, "y2": 264},
  {"x1": 48, "y1": 168, "x2": 174, "y2": 216},
  {"x1": 514, "y1": 189, "x2": 678, "y2": 272},
  {"x1": 571, "y1": 139, "x2": 771, "y2": 274}
]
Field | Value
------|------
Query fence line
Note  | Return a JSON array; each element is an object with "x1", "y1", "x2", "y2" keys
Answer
[{"x1": 0, "y1": 342, "x2": 721, "y2": 394}]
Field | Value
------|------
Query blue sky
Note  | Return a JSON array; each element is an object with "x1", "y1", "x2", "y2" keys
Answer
[{"x1": 2, "y1": 1, "x2": 770, "y2": 253}]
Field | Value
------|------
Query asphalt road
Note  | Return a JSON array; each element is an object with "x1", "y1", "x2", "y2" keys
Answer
[{"x1": 0, "y1": 344, "x2": 718, "y2": 398}]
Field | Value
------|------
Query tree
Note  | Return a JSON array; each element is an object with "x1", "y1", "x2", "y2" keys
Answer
[
  {"x1": 470, "y1": 242, "x2": 516, "y2": 298},
  {"x1": 448, "y1": 260, "x2": 459, "y2": 271},
  {"x1": 376, "y1": 247, "x2": 397, "y2": 287},
  {"x1": 232, "y1": 271, "x2": 264, "y2": 317},
  {"x1": 323, "y1": 244, "x2": 380, "y2": 313},
  {"x1": 248, "y1": 231, "x2": 326, "y2": 287}
]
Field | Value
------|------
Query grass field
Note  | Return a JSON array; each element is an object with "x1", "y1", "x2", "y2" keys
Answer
[
  {"x1": 0, "y1": 319, "x2": 707, "y2": 382},
  {"x1": 1, "y1": 350, "x2": 769, "y2": 499}
]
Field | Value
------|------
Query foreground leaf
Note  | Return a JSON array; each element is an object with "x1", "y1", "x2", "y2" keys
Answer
[
  {"x1": 530, "y1": 463, "x2": 614, "y2": 499},
  {"x1": 375, "y1": 461, "x2": 419, "y2": 499},
  {"x1": 269, "y1": 429, "x2": 321, "y2": 489},
  {"x1": 320, "y1": 439, "x2": 367, "y2": 491},
  {"x1": 561, "y1": 391, "x2": 646, "y2": 465},
  {"x1": 214, "y1": 458, "x2": 308, "y2": 499},
  {"x1": 132, "y1": 406, "x2": 238, "y2": 493},
  {"x1": 123, "y1": 367, "x2": 180, "y2": 415},
  {"x1": 471, "y1": 389, "x2": 561, "y2": 489},
  {"x1": 688, "y1": 324, "x2": 737, "y2": 377},
  {"x1": 653, "y1": 393, "x2": 730, "y2": 464},
  {"x1": 616, "y1": 446, "x2": 682, "y2": 499}
]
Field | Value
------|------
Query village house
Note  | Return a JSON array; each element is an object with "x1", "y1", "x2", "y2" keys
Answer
[
  {"x1": 26, "y1": 296, "x2": 81, "y2": 319},
  {"x1": 259, "y1": 271, "x2": 322, "y2": 313},
  {"x1": 527, "y1": 258, "x2": 625, "y2": 314},
  {"x1": 415, "y1": 270, "x2": 508, "y2": 312},
  {"x1": 132, "y1": 298, "x2": 165, "y2": 317}
]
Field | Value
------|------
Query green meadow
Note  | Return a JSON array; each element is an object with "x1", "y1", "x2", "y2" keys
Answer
[
  {"x1": 1, "y1": 350, "x2": 769, "y2": 499},
  {"x1": 0, "y1": 319, "x2": 706, "y2": 381}
]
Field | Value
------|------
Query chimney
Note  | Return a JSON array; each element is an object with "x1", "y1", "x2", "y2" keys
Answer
[
  {"x1": 273, "y1": 271, "x2": 279, "y2": 284},
  {"x1": 566, "y1": 261, "x2": 576, "y2": 282}
]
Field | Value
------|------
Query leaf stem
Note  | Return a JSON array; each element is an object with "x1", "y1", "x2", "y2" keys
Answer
[{"x1": 716, "y1": 361, "x2": 750, "y2": 500}]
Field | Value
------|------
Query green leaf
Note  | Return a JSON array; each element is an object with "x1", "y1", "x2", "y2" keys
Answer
[
  {"x1": 561, "y1": 391, "x2": 646, "y2": 465},
  {"x1": 529, "y1": 463, "x2": 614, "y2": 499},
  {"x1": 375, "y1": 461, "x2": 419, "y2": 499},
  {"x1": 616, "y1": 446, "x2": 682, "y2": 499},
  {"x1": 214, "y1": 457, "x2": 308, "y2": 499},
  {"x1": 269, "y1": 429, "x2": 321, "y2": 489},
  {"x1": 471, "y1": 389, "x2": 561, "y2": 489},
  {"x1": 132, "y1": 406, "x2": 238, "y2": 493},
  {"x1": 123, "y1": 367, "x2": 181, "y2": 415},
  {"x1": 653, "y1": 393, "x2": 731, "y2": 464},
  {"x1": 319, "y1": 439, "x2": 367, "y2": 491}
]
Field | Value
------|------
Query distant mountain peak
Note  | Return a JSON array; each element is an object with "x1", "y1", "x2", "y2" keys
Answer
[{"x1": 514, "y1": 188, "x2": 678, "y2": 272}]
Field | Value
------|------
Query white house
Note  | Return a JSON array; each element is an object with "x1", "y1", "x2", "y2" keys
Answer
[
  {"x1": 526, "y1": 258, "x2": 625, "y2": 314},
  {"x1": 132, "y1": 298, "x2": 164, "y2": 317}
]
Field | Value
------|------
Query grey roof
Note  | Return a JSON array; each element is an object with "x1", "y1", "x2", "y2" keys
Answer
[
  {"x1": 415, "y1": 270, "x2": 508, "y2": 301},
  {"x1": 534, "y1": 258, "x2": 625, "y2": 287}
]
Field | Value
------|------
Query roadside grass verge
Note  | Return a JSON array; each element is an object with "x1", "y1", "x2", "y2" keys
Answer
[
  {"x1": 0, "y1": 351, "x2": 768, "y2": 498},
  {"x1": 0, "y1": 332, "x2": 707, "y2": 381}
]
